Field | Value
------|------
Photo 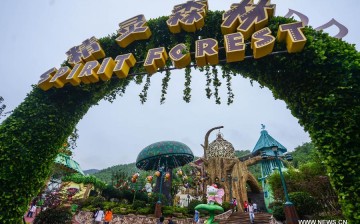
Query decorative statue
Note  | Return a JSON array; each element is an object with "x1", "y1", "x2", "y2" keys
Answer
[
  {"x1": 206, "y1": 184, "x2": 224, "y2": 205},
  {"x1": 145, "y1": 183, "x2": 152, "y2": 193},
  {"x1": 195, "y1": 184, "x2": 224, "y2": 224}
]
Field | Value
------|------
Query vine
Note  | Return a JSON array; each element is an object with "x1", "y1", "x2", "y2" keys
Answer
[
  {"x1": 212, "y1": 66, "x2": 221, "y2": 104},
  {"x1": 183, "y1": 66, "x2": 192, "y2": 103},
  {"x1": 139, "y1": 75, "x2": 151, "y2": 104},
  {"x1": 160, "y1": 68, "x2": 171, "y2": 104},
  {"x1": 222, "y1": 68, "x2": 234, "y2": 105},
  {"x1": 204, "y1": 65, "x2": 212, "y2": 99}
]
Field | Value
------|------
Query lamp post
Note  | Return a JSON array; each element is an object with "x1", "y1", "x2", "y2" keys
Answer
[
  {"x1": 155, "y1": 167, "x2": 165, "y2": 218},
  {"x1": 271, "y1": 146, "x2": 299, "y2": 224}
]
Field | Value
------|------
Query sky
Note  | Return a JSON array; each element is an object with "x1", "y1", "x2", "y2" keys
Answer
[{"x1": 0, "y1": 0, "x2": 359, "y2": 170}]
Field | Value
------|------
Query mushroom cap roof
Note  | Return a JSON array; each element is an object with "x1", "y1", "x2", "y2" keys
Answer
[
  {"x1": 252, "y1": 130, "x2": 287, "y2": 155},
  {"x1": 136, "y1": 141, "x2": 194, "y2": 170}
]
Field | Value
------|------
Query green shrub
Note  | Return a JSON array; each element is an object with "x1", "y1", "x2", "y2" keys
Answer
[
  {"x1": 147, "y1": 193, "x2": 168, "y2": 206},
  {"x1": 137, "y1": 206, "x2": 152, "y2": 215},
  {"x1": 163, "y1": 206, "x2": 175, "y2": 216},
  {"x1": 174, "y1": 206, "x2": 188, "y2": 214},
  {"x1": 34, "y1": 207, "x2": 72, "y2": 224},
  {"x1": 289, "y1": 192, "x2": 319, "y2": 218},
  {"x1": 222, "y1": 201, "x2": 231, "y2": 211},
  {"x1": 101, "y1": 185, "x2": 123, "y2": 200},
  {"x1": 103, "y1": 201, "x2": 118, "y2": 210},
  {"x1": 188, "y1": 200, "x2": 203, "y2": 214},
  {"x1": 132, "y1": 200, "x2": 146, "y2": 209},
  {"x1": 269, "y1": 202, "x2": 285, "y2": 221},
  {"x1": 112, "y1": 206, "x2": 124, "y2": 214}
]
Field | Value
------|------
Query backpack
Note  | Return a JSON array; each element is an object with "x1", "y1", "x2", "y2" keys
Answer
[{"x1": 93, "y1": 210, "x2": 99, "y2": 218}]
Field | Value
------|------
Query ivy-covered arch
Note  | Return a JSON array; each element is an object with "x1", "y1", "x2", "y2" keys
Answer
[{"x1": 0, "y1": 11, "x2": 359, "y2": 223}]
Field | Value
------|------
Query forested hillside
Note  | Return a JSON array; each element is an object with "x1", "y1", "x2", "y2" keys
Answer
[{"x1": 93, "y1": 163, "x2": 141, "y2": 184}]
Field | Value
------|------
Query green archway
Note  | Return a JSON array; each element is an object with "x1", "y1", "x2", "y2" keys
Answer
[{"x1": 0, "y1": 12, "x2": 359, "y2": 223}]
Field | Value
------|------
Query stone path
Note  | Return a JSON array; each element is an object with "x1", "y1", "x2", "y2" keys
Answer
[{"x1": 219, "y1": 211, "x2": 272, "y2": 224}]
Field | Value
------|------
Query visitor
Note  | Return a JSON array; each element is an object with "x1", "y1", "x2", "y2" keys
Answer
[
  {"x1": 168, "y1": 215, "x2": 174, "y2": 224},
  {"x1": 244, "y1": 200, "x2": 248, "y2": 212},
  {"x1": 26, "y1": 204, "x2": 36, "y2": 218},
  {"x1": 194, "y1": 210, "x2": 200, "y2": 223},
  {"x1": 232, "y1": 197, "x2": 238, "y2": 212},
  {"x1": 158, "y1": 216, "x2": 165, "y2": 224},
  {"x1": 94, "y1": 207, "x2": 104, "y2": 224},
  {"x1": 104, "y1": 208, "x2": 113, "y2": 224},
  {"x1": 248, "y1": 202, "x2": 255, "y2": 223},
  {"x1": 253, "y1": 202, "x2": 258, "y2": 212}
]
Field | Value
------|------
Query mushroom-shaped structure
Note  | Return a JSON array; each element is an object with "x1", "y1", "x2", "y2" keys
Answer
[
  {"x1": 136, "y1": 141, "x2": 194, "y2": 170},
  {"x1": 136, "y1": 141, "x2": 194, "y2": 216},
  {"x1": 195, "y1": 203, "x2": 224, "y2": 224}
]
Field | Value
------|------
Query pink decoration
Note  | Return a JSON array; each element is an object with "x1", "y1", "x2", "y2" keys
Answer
[{"x1": 206, "y1": 185, "x2": 225, "y2": 205}]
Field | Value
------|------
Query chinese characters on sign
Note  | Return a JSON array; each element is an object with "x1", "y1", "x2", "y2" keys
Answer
[
  {"x1": 116, "y1": 14, "x2": 152, "y2": 48},
  {"x1": 167, "y1": 0, "x2": 208, "y2": 33},
  {"x1": 38, "y1": 0, "x2": 309, "y2": 91}
]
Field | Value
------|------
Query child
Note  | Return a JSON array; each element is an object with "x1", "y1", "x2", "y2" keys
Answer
[
  {"x1": 104, "y1": 208, "x2": 113, "y2": 224},
  {"x1": 194, "y1": 210, "x2": 200, "y2": 223}
]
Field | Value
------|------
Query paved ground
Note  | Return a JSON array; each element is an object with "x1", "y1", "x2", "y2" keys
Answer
[{"x1": 219, "y1": 211, "x2": 272, "y2": 224}]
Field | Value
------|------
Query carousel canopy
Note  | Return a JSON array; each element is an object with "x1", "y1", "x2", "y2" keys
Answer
[
  {"x1": 136, "y1": 141, "x2": 194, "y2": 171},
  {"x1": 54, "y1": 153, "x2": 84, "y2": 175}
]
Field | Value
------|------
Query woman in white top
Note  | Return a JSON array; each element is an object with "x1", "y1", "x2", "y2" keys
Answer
[
  {"x1": 248, "y1": 203, "x2": 255, "y2": 223},
  {"x1": 94, "y1": 208, "x2": 104, "y2": 223}
]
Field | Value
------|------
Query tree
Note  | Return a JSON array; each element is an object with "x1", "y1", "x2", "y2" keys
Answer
[
  {"x1": 291, "y1": 142, "x2": 317, "y2": 168},
  {"x1": 268, "y1": 161, "x2": 340, "y2": 217},
  {"x1": 0, "y1": 96, "x2": 6, "y2": 119}
]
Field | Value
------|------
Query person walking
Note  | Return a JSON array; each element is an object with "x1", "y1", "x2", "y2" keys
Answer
[
  {"x1": 26, "y1": 204, "x2": 36, "y2": 218},
  {"x1": 168, "y1": 215, "x2": 174, "y2": 224},
  {"x1": 94, "y1": 207, "x2": 104, "y2": 224},
  {"x1": 244, "y1": 200, "x2": 248, "y2": 212},
  {"x1": 232, "y1": 198, "x2": 238, "y2": 212},
  {"x1": 253, "y1": 202, "x2": 258, "y2": 213},
  {"x1": 104, "y1": 208, "x2": 113, "y2": 224},
  {"x1": 194, "y1": 210, "x2": 200, "y2": 223},
  {"x1": 157, "y1": 216, "x2": 165, "y2": 224},
  {"x1": 248, "y1": 202, "x2": 255, "y2": 223}
]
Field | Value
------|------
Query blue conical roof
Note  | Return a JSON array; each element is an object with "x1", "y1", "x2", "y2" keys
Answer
[{"x1": 252, "y1": 129, "x2": 287, "y2": 155}]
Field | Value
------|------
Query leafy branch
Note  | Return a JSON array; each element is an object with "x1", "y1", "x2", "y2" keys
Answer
[
  {"x1": 212, "y1": 66, "x2": 221, "y2": 104},
  {"x1": 204, "y1": 65, "x2": 212, "y2": 99},
  {"x1": 222, "y1": 69, "x2": 234, "y2": 105},
  {"x1": 139, "y1": 75, "x2": 151, "y2": 104},
  {"x1": 183, "y1": 66, "x2": 192, "y2": 103}
]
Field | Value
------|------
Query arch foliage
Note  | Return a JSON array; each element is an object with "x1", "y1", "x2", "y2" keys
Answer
[{"x1": 0, "y1": 11, "x2": 359, "y2": 223}]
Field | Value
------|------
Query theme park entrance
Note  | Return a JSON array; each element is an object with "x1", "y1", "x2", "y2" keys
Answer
[{"x1": 0, "y1": 0, "x2": 359, "y2": 223}]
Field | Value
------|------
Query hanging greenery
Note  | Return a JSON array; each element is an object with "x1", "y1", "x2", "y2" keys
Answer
[
  {"x1": 183, "y1": 66, "x2": 192, "y2": 103},
  {"x1": 160, "y1": 69, "x2": 171, "y2": 104},
  {"x1": 222, "y1": 68, "x2": 234, "y2": 105},
  {"x1": 204, "y1": 65, "x2": 212, "y2": 99},
  {"x1": 0, "y1": 11, "x2": 359, "y2": 223},
  {"x1": 211, "y1": 66, "x2": 221, "y2": 104},
  {"x1": 139, "y1": 75, "x2": 151, "y2": 104}
]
